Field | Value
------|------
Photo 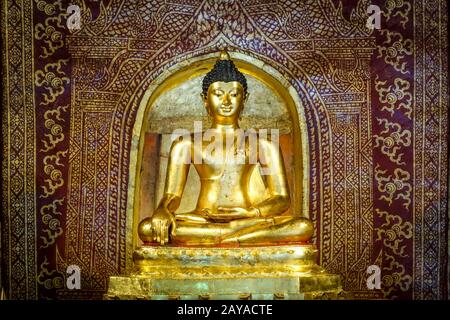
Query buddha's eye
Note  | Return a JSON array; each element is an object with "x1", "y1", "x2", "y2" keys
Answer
[
  {"x1": 230, "y1": 91, "x2": 238, "y2": 97},
  {"x1": 214, "y1": 90, "x2": 224, "y2": 97}
]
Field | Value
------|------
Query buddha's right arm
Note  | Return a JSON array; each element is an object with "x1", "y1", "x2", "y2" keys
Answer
[
  {"x1": 156, "y1": 139, "x2": 191, "y2": 213},
  {"x1": 255, "y1": 138, "x2": 291, "y2": 217}
]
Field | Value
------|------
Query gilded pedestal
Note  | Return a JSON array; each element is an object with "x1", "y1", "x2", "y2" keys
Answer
[{"x1": 105, "y1": 244, "x2": 344, "y2": 300}]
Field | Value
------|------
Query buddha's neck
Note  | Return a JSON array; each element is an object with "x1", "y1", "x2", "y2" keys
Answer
[{"x1": 211, "y1": 122, "x2": 239, "y2": 130}]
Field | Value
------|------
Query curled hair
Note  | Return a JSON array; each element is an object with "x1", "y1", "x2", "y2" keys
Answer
[{"x1": 202, "y1": 58, "x2": 247, "y2": 95}]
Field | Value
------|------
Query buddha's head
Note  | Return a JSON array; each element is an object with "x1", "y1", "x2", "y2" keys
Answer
[{"x1": 201, "y1": 51, "x2": 249, "y2": 125}]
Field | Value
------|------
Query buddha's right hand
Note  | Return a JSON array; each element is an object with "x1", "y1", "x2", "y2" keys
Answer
[{"x1": 151, "y1": 208, "x2": 177, "y2": 245}]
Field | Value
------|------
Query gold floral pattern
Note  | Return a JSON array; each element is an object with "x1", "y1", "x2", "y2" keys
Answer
[
  {"x1": 375, "y1": 164, "x2": 412, "y2": 210},
  {"x1": 41, "y1": 150, "x2": 67, "y2": 198},
  {"x1": 383, "y1": 0, "x2": 411, "y2": 28},
  {"x1": 377, "y1": 30, "x2": 413, "y2": 74},
  {"x1": 37, "y1": 257, "x2": 64, "y2": 290},
  {"x1": 374, "y1": 118, "x2": 412, "y2": 165},
  {"x1": 40, "y1": 199, "x2": 64, "y2": 249},
  {"x1": 41, "y1": 105, "x2": 68, "y2": 152},
  {"x1": 34, "y1": 59, "x2": 70, "y2": 106},
  {"x1": 382, "y1": 253, "x2": 413, "y2": 298},
  {"x1": 375, "y1": 76, "x2": 412, "y2": 118},
  {"x1": 375, "y1": 209, "x2": 413, "y2": 258}
]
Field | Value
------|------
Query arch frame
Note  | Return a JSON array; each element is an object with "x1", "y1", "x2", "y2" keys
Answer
[{"x1": 127, "y1": 52, "x2": 311, "y2": 250}]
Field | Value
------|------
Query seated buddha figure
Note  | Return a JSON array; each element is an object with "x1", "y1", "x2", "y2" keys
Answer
[{"x1": 138, "y1": 51, "x2": 313, "y2": 246}]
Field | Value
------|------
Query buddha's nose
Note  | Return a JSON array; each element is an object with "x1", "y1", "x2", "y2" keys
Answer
[{"x1": 222, "y1": 94, "x2": 231, "y2": 106}]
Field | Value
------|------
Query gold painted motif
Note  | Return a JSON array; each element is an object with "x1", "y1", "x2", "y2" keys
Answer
[
  {"x1": 40, "y1": 198, "x2": 64, "y2": 249},
  {"x1": 382, "y1": 253, "x2": 413, "y2": 298},
  {"x1": 34, "y1": 19, "x2": 65, "y2": 58},
  {"x1": 34, "y1": 59, "x2": 70, "y2": 105},
  {"x1": 377, "y1": 30, "x2": 413, "y2": 74},
  {"x1": 374, "y1": 118, "x2": 412, "y2": 165},
  {"x1": 37, "y1": 257, "x2": 64, "y2": 290},
  {"x1": 372, "y1": 1, "x2": 416, "y2": 298},
  {"x1": 41, "y1": 105, "x2": 68, "y2": 152},
  {"x1": 41, "y1": 150, "x2": 67, "y2": 198},
  {"x1": 375, "y1": 76, "x2": 412, "y2": 118},
  {"x1": 375, "y1": 164, "x2": 412, "y2": 209},
  {"x1": 375, "y1": 209, "x2": 412, "y2": 257},
  {"x1": 34, "y1": 0, "x2": 62, "y2": 15},
  {"x1": 383, "y1": 0, "x2": 411, "y2": 28}
]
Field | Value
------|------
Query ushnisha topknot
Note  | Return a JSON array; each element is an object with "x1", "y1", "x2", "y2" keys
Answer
[{"x1": 202, "y1": 50, "x2": 248, "y2": 96}]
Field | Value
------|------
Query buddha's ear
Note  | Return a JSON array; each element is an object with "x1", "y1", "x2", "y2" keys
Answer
[
  {"x1": 245, "y1": 92, "x2": 250, "y2": 102},
  {"x1": 200, "y1": 93, "x2": 211, "y2": 116},
  {"x1": 200, "y1": 93, "x2": 207, "y2": 104}
]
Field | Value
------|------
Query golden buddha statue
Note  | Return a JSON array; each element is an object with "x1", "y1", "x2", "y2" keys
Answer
[
  {"x1": 105, "y1": 51, "x2": 343, "y2": 300},
  {"x1": 138, "y1": 51, "x2": 313, "y2": 246}
]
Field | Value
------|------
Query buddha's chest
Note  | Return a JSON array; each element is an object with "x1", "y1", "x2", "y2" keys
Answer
[
  {"x1": 190, "y1": 134, "x2": 259, "y2": 181},
  {"x1": 193, "y1": 160, "x2": 255, "y2": 181},
  {"x1": 194, "y1": 150, "x2": 254, "y2": 183}
]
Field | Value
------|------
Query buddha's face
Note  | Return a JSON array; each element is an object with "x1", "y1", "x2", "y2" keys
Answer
[{"x1": 203, "y1": 81, "x2": 247, "y2": 123}]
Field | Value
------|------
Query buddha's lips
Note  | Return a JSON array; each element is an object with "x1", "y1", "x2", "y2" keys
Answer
[{"x1": 220, "y1": 106, "x2": 232, "y2": 112}]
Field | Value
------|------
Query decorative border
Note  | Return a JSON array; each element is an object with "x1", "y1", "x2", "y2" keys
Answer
[
  {"x1": 1, "y1": 0, "x2": 37, "y2": 299},
  {"x1": 412, "y1": 0, "x2": 448, "y2": 299}
]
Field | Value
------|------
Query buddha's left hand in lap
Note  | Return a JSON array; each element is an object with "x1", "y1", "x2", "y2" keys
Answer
[{"x1": 205, "y1": 206, "x2": 260, "y2": 222}]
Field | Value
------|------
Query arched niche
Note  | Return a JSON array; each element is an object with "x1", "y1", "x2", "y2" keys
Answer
[{"x1": 128, "y1": 52, "x2": 310, "y2": 248}]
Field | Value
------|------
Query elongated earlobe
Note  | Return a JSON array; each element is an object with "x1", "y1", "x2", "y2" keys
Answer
[
  {"x1": 201, "y1": 93, "x2": 211, "y2": 116},
  {"x1": 245, "y1": 92, "x2": 250, "y2": 102},
  {"x1": 200, "y1": 93, "x2": 208, "y2": 108}
]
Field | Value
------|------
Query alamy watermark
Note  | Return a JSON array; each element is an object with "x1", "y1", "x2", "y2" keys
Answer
[
  {"x1": 170, "y1": 121, "x2": 280, "y2": 175},
  {"x1": 66, "y1": 265, "x2": 81, "y2": 290},
  {"x1": 66, "y1": 5, "x2": 81, "y2": 32},
  {"x1": 366, "y1": 5, "x2": 382, "y2": 30},
  {"x1": 65, "y1": 4, "x2": 382, "y2": 33},
  {"x1": 366, "y1": 265, "x2": 381, "y2": 290}
]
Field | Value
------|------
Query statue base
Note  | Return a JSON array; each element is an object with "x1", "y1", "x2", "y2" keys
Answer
[{"x1": 105, "y1": 244, "x2": 344, "y2": 300}]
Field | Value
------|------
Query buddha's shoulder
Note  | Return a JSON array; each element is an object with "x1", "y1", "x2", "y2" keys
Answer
[
  {"x1": 169, "y1": 135, "x2": 194, "y2": 151},
  {"x1": 256, "y1": 135, "x2": 276, "y2": 146}
]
